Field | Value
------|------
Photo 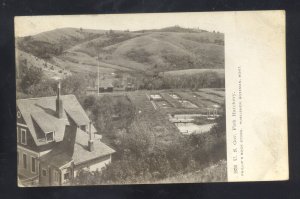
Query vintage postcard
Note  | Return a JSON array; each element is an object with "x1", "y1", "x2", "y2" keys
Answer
[{"x1": 15, "y1": 11, "x2": 287, "y2": 186}]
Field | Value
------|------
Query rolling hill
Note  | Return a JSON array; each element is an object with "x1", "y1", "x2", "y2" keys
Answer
[
  {"x1": 16, "y1": 50, "x2": 71, "y2": 80},
  {"x1": 16, "y1": 26, "x2": 224, "y2": 76}
]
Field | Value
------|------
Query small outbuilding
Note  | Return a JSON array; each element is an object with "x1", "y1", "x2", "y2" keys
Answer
[{"x1": 98, "y1": 81, "x2": 114, "y2": 93}]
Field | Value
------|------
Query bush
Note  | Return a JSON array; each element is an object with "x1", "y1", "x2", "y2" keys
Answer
[
  {"x1": 82, "y1": 95, "x2": 136, "y2": 135},
  {"x1": 20, "y1": 65, "x2": 43, "y2": 93},
  {"x1": 26, "y1": 80, "x2": 56, "y2": 97},
  {"x1": 61, "y1": 73, "x2": 88, "y2": 96}
]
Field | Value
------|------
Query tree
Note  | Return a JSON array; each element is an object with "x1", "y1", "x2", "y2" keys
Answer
[
  {"x1": 26, "y1": 80, "x2": 56, "y2": 97},
  {"x1": 61, "y1": 73, "x2": 87, "y2": 96},
  {"x1": 112, "y1": 79, "x2": 122, "y2": 88},
  {"x1": 83, "y1": 95, "x2": 96, "y2": 110},
  {"x1": 20, "y1": 65, "x2": 43, "y2": 93}
]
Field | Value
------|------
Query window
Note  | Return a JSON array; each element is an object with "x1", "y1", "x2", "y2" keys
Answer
[
  {"x1": 64, "y1": 172, "x2": 70, "y2": 181},
  {"x1": 21, "y1": 128, "x2": 27, "y2": 145},
  {"x1": 42, "y1": 169, "x2": 47, "y2": 176},
  {"x1": 54, "y1": 171, "x2": 60, "y2": 182},
  {"x1": 31, "y1": 157, "x2": 36, "y2": 173},
  {"x1": 23, "y1": 154, "x2": 27, "y2": 169},
  {"x1": 45, "y1": 132, "x2": 54, "y2": 142},
  {"x1": 80, "y1": 125, "x2": 87, "y2": 132}
]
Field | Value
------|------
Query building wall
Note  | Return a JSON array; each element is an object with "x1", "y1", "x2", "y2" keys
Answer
[
  {"x1": 17, "y1": 124, "x2": 54, "y2": 182},
  {"x1": 74, "y1": 155, "x2": 111, "y2": 177},
  {"x1": 39, "y1": 164, "x2": 60, "y2": 186},
  {"x1": 17, "y1": 145, "x2": 39, "y2": 180},
  {"x1": 39, "y1": 162, "x2": 74, "y2": 186},
  {"x1": 99, "y1": 87, "x2": 113, "y2": 93},
  {"x1": 50, "y1": 167, "x2": 62, "y2": 186},
  {"x1": 39, "y1": 163, "x2": 51, "y2": 186},
  {"x1": 89, "y1": 155, "x2": 111, "y2": 172},
  {"x1": 17, "y1": 124, "x2": 37, "y2": 151}
]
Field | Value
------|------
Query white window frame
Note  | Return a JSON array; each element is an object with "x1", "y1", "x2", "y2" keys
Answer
[
  {"x1": 45, "y1": 131, "x2": 54, "y2": 142},
  {"x1": 23, "y1": 153, "x2": 27, "y2": 169},
  {"x1": 20, "y1": 128, "x2": 27, "y2": 145},
  {"x1": 31, "y1": 156, "x2": 36, "y2": 174},
  {"x1": 42, "y1": 168, "x2": 47, "y2": 177}
]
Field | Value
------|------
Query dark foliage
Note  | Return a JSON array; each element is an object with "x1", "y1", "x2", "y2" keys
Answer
[
  {"x1": 82, "y1": 95, "x2": 136, "y2": 136},
  {"x1": 74, "y1": 102, "x2": 226, "y2": 185},
  {"x1": 135, "y1": 71, "x2": 225, "y2": 90},
  {"x1": 19, "y1": 64, "x2": 44, "y2": 93}
]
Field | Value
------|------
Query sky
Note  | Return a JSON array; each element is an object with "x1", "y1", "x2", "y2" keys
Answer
[{"x1": 14, "y1": 12, "x2": 229, "y2": 37}]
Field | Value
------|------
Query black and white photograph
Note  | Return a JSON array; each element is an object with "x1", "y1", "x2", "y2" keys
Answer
[
  {"x1": 0, "y1": 0, "x2": 294, "y2": 196},
  {"x1": 15, "y1": 13, "x2": 228, "y2": 187}
]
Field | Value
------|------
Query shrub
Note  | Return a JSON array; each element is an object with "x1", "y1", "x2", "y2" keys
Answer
[{"x1": 20, "y1": 65, "x2": 43, "y2": 93}]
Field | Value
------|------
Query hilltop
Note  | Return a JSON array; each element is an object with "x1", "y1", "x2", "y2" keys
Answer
[
  {"x1": 134, "y1": 25, "x2": 209, "y2": 33},
  {"x1": 16, "y1": 26, "x2": 224, "y2": 76}
]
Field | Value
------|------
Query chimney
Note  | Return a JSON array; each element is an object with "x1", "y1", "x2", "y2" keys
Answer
[
  {"x1": 88, "y1": 122, "x2": 94, "y2": 152},
  {"x1": 56, "y1": 82, "x2": 63, "y2": 118}
]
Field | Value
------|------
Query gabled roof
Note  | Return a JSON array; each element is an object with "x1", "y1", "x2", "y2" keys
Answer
[
  {"x1": 65, "y1": 109, "x2": 90, "y2": 126},
  {"x1": 40, "y1": 126, "x2": 115, "y2": 168},
  {"x1": 72, "y1": 128, "x2": 115, "y2": 165},
  {"x1": 17, "y1": 95, "x2": 97, "y2": 146}
]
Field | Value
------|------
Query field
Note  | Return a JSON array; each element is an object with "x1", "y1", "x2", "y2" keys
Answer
[
  {"x1": 93, "y1": 88, "x2": 225, "y2": 139},
  {"x1": 95, "y1": 91, "x2": 184, "y2": 147},
  {"x1": 147, "y1": 89, "x2": 225, "y2": 115}
]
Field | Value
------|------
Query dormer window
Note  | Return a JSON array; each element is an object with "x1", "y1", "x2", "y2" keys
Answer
[
  {"x1": 80, "y1": 125, "x2": 87, "y2": 132},
  {"x1": 45, "y1": 132, "x2": 54, "y2": 142}
]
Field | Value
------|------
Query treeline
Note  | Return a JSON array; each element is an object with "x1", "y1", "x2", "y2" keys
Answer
[
  {"x1": 73, "y1": 103, "x2": 226, "y2": 185},
  {"x1": 16, "y1": 63, "x2": 90, "y2": 99},
  {"x1": 135, "y1": 71, "x2": 225, "y2": 90}
]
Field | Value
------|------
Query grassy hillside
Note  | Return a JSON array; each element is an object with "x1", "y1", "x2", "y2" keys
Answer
[
  {"x1": 157, "y1": 159, "x2": 227, "y2": 183},
  {"x1": 16, "y1": 27, "x2": 224, "y2": 75},
  {"x1": 16, "y1": 28, "x2": 105, "y2": 59},
  {"x1": 163, "y1": 68, "x2": 224, "y2": 77},
  {"x1": 16, "y1": 50, "x2": 71, "y2": 80},
  {"x1": 31, "y1": 27, "x2": 106, "y2": 44},
  {"x1": 68, "y1": 31, "x2": 224, "y2": 71}
]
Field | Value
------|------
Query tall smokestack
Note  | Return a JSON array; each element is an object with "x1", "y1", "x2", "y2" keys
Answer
[
  {"x1": 88, "y1": 122, "x2": 94, "y2": 152},
  {"x1": 56, "y1": 82, "x2": 63, "y2": 118}
]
